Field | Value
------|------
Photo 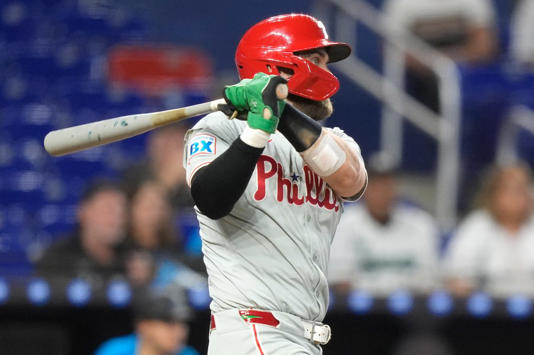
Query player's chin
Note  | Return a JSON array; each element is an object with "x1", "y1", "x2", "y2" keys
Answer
[{"x1": 288, "y1": 94, "x2": 333, "y2": 121}]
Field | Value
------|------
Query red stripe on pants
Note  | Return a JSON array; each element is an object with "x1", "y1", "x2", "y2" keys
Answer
[{"x1": 252, "y1": 324, "x2": 265, "y2": 355}]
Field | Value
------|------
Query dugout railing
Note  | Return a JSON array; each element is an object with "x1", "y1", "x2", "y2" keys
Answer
[
  {"x1": 312, "y1": 0, "x2": 462, "y2": 231},
  {"x1": 496, "y1": 105, "x2": 534, "y2": 165}
]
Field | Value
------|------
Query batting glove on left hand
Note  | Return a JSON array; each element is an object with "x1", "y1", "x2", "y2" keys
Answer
[{"x1": 223, "y1": 73, "x2": 287, "y2": 134}]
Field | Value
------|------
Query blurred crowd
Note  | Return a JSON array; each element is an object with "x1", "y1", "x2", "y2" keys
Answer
[
  {"x1": 2, "y1": 0, "x2": 534, "y2": 353},
  {"x1": 328, "y1": 0, "x2": 534, "y2": 300},
  {"x1": 32, "y1": 126, "x2": 534, "y2": 304},
  {"x1": 22, "y1": 0, "x2": 534, "y2": 304},
  {"x1": 31, "y1": 124, "x2": 205, "y2": 354},
  {"x1": 34, "y1": 124, "x2": 206, "y2": 290},
  {"x1": 329, "y1": 154, "x2": 534, "y2": 299}
]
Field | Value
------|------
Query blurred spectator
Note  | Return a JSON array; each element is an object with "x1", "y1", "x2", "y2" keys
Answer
[
  {"x1": 384, "y1": 0, "x2": 496, "y2": 66},
  {"x1": 383, "y1": 0, "x2": 497, "y2": 111},
  {"x1": 328, "y1": 153, "x2": 439, "y2": 296},
  {"x1": 35, "y1": 180, "x2": 128, "y2": 283},
  {"x1": 128, "y1": 179, "x2": 182, "y2": 253},
  {"x1": 444, "y1": 163, "x2": 534, "y2": 297},
  {"x1": 511, "y1": 0, "x2": 534, "y2": 67},
  {"x1": 125, "y1": 180, "x2": 206, "y2": 295},
  {"x1": 122, "y1": 124, "x2": 193, "y2": 212},
  {"x1": 94, "y1": 292, "x2": 199, "y2": 355}
]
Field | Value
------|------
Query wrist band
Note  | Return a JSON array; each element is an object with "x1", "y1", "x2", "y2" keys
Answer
[
  {"x1": 277, "y1": 103, "x2": 322, "y2": 152},
  {"x1": 240, "y1": 125, "x2": 270, "y2": 148},
  {"x1": 300, "y1": 130, "x2": 346, "y2": 177}
]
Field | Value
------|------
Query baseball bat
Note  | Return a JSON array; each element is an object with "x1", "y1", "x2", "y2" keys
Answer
[{"x1": 44, "y1": 83, "x2": 288, "y2": 157}]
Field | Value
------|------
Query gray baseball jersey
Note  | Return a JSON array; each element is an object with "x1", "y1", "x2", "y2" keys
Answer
[{"x1": 184, "y1": 111, "x2": 362, "y2": 322}]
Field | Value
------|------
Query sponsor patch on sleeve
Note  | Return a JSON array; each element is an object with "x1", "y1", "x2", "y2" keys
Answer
[{"x1": 187, "y1": 134, "x2": 216, "y2": 160}]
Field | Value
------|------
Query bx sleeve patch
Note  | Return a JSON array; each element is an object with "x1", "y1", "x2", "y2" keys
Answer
[{"x1": 188, "y1": 134, "x2": 216, "y2": 161}]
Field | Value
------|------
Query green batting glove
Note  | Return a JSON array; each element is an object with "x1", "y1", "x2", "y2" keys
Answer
[{"x1": 224, "y1": 73, "x2": 287, "y2": 134}]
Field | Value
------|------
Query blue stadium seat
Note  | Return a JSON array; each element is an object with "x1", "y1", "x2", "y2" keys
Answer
[
  {"x1": 0, "y1": 171, "x2": 46, "y2": 209},
  {"x1": 52, "y1": 154, "x2": 114, "y2": 180},
  {"x1": 0, "y1": 0, "x2": 154, "y2": 273},
  {"x1": 0, "y1": 77, "x2": 39, "y2": 105},
  {"x1": 0, "y1": 2, "x2": 36, "y2": 43},
  {"x1": 36, "y1": 204, "x2": 75, "y2": 238}
]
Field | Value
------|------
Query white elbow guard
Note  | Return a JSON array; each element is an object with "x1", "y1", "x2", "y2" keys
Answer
[{"x1": 300, "y1": 131, "x2": 346, "y2": 177}]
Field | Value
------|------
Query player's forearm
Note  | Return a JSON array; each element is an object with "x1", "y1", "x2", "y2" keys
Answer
[{"x1": 278, "y1": 104, "x2": 367, "y2": 199}]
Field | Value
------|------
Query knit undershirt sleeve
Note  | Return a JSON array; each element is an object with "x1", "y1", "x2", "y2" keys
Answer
[{"x1": 190, "y1": 137, "x2": 263, "y2": 220}]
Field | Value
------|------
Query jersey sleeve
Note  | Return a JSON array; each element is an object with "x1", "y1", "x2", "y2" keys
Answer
[{"x1": 183, "y1": 113, "x2": 241, "y2": 186}]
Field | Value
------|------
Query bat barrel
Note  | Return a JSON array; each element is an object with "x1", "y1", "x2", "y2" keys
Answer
[
  {"x1": 42, "y1": 84, "x2": 286, "y2": 157},
  {"x1": 44, "y1": 114, "x2": 155, "y2": 156},
  {"x1": 43, "y1": 99, "x2": 226, "y2": 157}
]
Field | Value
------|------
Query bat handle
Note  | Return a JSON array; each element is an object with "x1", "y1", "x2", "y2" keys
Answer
[
  {"x1": 275, "y1": 83, "x2": 288, "y2": 100},
  {"x1": 262, "y1": 82, "x2": 289, "y2": 120}
]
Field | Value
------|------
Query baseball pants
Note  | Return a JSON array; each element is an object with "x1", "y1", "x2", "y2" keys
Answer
[{"x1": 208, "y1": 309, "x2": 324, "y2": 355}]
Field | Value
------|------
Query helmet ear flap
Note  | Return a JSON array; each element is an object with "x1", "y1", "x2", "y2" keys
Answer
[{"x1": 284, "y1": 54, "x2": 340, "y2": 101}]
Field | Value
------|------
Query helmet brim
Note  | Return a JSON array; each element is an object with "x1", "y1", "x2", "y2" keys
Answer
[
  {"x1": 292, "y1": 40, "x2": 351, "y2": 63},
  {"x1": 324, "y1": 42, "x2": 351, "y2": 63}
]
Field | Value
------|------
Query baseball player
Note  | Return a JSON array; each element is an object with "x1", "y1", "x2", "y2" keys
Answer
[{"x1": 183, "y1": 14, "x2": 367, "y2": 355}]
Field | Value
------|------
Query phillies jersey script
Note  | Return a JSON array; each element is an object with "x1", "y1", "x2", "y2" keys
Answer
[{"x1": 183, "y1": 112, "x2": 363, "y2": 322}]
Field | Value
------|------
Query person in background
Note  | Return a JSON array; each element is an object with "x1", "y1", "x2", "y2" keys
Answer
[
  {"x1": 35, "y1": 180, "x2": 128, "y2": 283},
  {"x1": 121, "y1": 124, "x2": 203, "y2": 262},
  {"x1": 122, "y1": 124, "x2": 193, "y2": 212},
  {"x1": 128, "y1": 179, "x2": 182, "y2": 254},
  {"x1": 443, "y1": 163, "x2": 534, "y2": 297},
  {"x1": 94, "y1": 292, "x2": 199, "y2": 355},
  {"x1": 125, "y1": 179, "x2": 206, "y2": 294},
  {"x1": 328, "y1": 153, "x2": 439, "y2": 296},
  {"x1": 383, "y1": 0, "x2": 497, "y2": 112},
  {"x1": 384, "y1": 0, "x2": 496, "y2": 65},
  {"x1": 511, "y1": 0, "x2": 534, "y2": 68}
]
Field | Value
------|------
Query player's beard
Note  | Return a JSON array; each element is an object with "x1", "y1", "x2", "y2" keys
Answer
[{"x1": 287, "y1": 94, "x2": 333, "y2": 121}]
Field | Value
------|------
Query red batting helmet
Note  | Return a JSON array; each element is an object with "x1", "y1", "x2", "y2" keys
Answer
[{"x1": 235, "y1": 14, "x2": 351, "y2": 101}]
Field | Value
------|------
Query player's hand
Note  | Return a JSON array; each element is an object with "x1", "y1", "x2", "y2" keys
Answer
[{"x1": 223, "y1": 73, "x2": 287, "y2": 134}]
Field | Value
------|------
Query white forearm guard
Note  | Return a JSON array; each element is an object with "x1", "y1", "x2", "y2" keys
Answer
[
  {"x1": 300, "y1": 130, "x2": 346, "y2": 177},
  {"x1": 240, "y1": 125, "x2": 271, "y2": 148}
]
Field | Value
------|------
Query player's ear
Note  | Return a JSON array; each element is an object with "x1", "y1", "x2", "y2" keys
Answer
[{"x1": 277, "y1": 67, "x2": 294, "y2": 80}]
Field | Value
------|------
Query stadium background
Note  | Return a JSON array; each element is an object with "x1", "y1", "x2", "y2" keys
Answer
[{"x1": 1, "y1": 0, "x2": 533, "y2": 354}]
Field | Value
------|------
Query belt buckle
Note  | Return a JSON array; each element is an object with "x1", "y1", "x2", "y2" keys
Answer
[{"x1": 306, "y1": 321, "x2": 331, "y2": 345}]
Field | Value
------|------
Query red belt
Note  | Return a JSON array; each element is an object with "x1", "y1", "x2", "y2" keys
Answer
[{"x1": 210, "y1": 309, "x2": 280, "y2": 331}]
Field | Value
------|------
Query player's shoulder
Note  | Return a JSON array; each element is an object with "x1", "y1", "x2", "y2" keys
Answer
[
  {"x1": 457, "y1": 209, "x2": 494, "y2": 234},
  {"x1": 187, "y1": 111, "x2": 244, "y2": 142},
  {"x1": 394, "y1": 203, "x2": 438, "y2": 234},
  {"x1": 395, "y1": 202, "x2": 435, "y2": 222},
  {"x1": 94, "y1": 334, "x2": 136, "y2": 355},
  {"x1": 179, "y1": 345, "x2": 200, "y2": 355},
  {"x1": 448, "y1": 210, "x2": 498, "y2": 247},
  {"x1": 339, "y1": 202, "x2": 368, "y2": 220}
]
